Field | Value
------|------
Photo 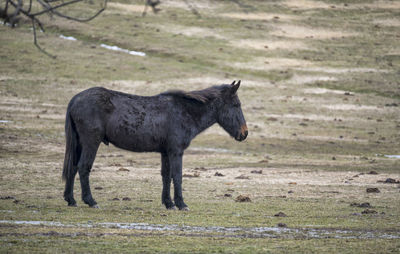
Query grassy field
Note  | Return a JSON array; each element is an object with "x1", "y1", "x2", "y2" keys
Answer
[{"x1": 1, "y1": 0, "x2": 399, "y2": 253}]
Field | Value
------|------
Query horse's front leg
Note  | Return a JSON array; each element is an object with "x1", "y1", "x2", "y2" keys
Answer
[
  {"x1": 161, "y1": 153, "x2": 175, "y2": 209},
  {"x1": 169, "y1": 152, "x2": 188, "y2": 210}
]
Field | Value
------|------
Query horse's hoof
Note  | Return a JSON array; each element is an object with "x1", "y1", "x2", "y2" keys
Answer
[
  {"x1": 167, "y1": 206, "x2": 176, "y2": 210},
  {"x1": 90, "y1": 204, "x2": 100, "y2": 209},
  {"x1": 68, "y1": 203, "x2": 77, "y2": 207},
  {"x1": 180, "y1": 206, "x2": 190, "y2": 211}
]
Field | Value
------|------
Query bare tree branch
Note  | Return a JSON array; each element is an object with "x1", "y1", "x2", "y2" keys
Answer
[
  {"x1": 1, "y1": 0, "x2": 203, "y2": 57},
  {"x1": 1, "y1": 0, "x2": 108, "y2": 57}
]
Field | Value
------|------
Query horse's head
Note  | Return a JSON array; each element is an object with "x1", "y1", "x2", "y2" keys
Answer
[{"x1": 217, "y1": 80, "x2": 248, "y2": 142}]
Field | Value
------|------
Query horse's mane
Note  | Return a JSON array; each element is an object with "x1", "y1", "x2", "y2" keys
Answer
[{"x1": 162, "y1": 85, "x2": 228, "y2": 104}]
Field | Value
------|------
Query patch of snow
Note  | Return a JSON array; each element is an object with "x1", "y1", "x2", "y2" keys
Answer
[
  {"x1": 384, "y1": 155, "x2": 400, "y2": 159},
  {"x1": 0, "y1": 220, "x2": 399, "y2": 239},
  {"x1": 303, "y1": 87, "x2": 345, "y2": 94},
  {"x1": 59, "y1": 35, "x2": 77, "y2": 41},
  {"x1": 100, "y1": 44, "x2": 146, "y2": 56}
]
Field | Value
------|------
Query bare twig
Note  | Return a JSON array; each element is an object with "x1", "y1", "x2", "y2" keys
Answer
[
  {"x1": 36, "y1": 0, "x2": 107, "y2": 22},
  {"x1": 1, "y1": 0, "x2": 108, "y2": 57},
  {"x1": 32, "y1": 18, "x2": 56, "y2": 58}
]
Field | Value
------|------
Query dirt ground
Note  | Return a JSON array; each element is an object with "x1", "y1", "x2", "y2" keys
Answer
[{"x1": 0, "y1": 0, "x2": 399, "y2": 253}]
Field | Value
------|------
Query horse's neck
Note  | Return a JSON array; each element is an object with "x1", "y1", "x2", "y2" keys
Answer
[{"x1": 190, "y1": 101, "x2": 219, "y2": 137}]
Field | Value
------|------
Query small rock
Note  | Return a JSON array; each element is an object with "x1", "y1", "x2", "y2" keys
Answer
[
  {"x1": 361, "y1": 209, "x2": 378, "y2": 214},
  {"x1": 250, "y1": 170, "x2": 263, "y2": 174},
  {"x1": 350, "y1": 202, "x2": 372, "y2": 208},
  {"x1": 214, "y1": 172, "x2": 224, "y2": 177},
  {"x1": 195, "y1": 167, "x2": 207, "y2": 171},
  {"x1": 368, "y1": 170, "x2": 378, "y2": 175},
  {"x1": 235, "y1": 174, "x2": 250, "y2": 180},
  {"x1": 384, "y1": 178, "x2": 398, "y2": 184},
  {"x1": 366, "y1": 188, "x2": 380, "y2": 193},
  {"x1": 183, "y1": 172, "x2": 200, "y2": 178},
  {"x1": 118, "y1": 167, "x2": 130, "y2": 172},
  {"x1": 288, "y1": 182, "x2": 297, "y2": 185},
  {"x1": 235, "y1": 195, "x2": 251, "y2": 202},
  {"x1": 0, "y1": 196, "x2": 15, "y2": 200},
  {"x1": 277, "y1": 223, "x2": 287, "y2": 227},
  {"x1": 274, "y1": 212, "x2": 287, "y2": 217},
  {"x1": 45, "y1": 231, "x2": 59, "y2": 236},
  {"x1": 112, "y1": 197, "x2": 120, "y2": 201},
  {"x1": 224, "y1": 193, "x2": 232, "y2": 197},
  {"x1": 359, "y1": 202, "x2": 372, "y2": 208},
  {"x1": 94, "y1": 187, "x2": 103, "y2": 190},
  {"x1": 122, "y1": 197, "x2": 131, "y2": 201},
  {"x1": 288, "y1": 190, "x2": 294, "y2": 194},
  {"x1": 332, "y1": 156, "x2": 336, "y2": 160}
]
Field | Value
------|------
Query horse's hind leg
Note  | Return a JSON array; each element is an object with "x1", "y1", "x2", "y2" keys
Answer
[
  {"x1": 78, "y1": 142, "x2": 100, "y2": 208},
  {"x1": 161, "y1": 153, "x2": 175, "y2": 209},
  {"x1": 64, "y1": 167, "x2": 78, "y2": 206}
]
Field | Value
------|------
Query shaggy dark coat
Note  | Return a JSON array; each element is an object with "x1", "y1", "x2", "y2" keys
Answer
[{"x1": 62, "y1": 81, "x2": 248, "y2": 210}]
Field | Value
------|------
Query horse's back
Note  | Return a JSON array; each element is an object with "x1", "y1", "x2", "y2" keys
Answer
[
  {"x1": 69, "y1": 87, "x2": 114, "y2": 112},
  {"x1": 106, "y1": 90, "x2": 172, "y2": 152}
]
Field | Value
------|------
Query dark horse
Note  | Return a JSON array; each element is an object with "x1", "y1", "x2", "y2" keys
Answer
[{"x1": 62, "y1": 81, "x2": 248, "y2": 210}]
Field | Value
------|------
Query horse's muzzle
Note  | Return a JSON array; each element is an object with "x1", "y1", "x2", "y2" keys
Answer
[{"x1": 235, "y1": 124, "x2": 248, "y2": 141}]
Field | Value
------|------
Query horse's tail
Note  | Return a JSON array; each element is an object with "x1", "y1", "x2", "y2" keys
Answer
[{"x1": 62, "y1": 108, "x2": 80, "y2": 182}]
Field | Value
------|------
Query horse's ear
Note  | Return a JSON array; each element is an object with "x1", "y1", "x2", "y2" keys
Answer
[{"x1": 231, "y1": 80, "x2": 241, "y2": 95}]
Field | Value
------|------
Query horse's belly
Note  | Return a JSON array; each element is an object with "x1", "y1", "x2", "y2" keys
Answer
[{"x1": 107, "y1": 129, "x2": 164, "y2": 152}]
